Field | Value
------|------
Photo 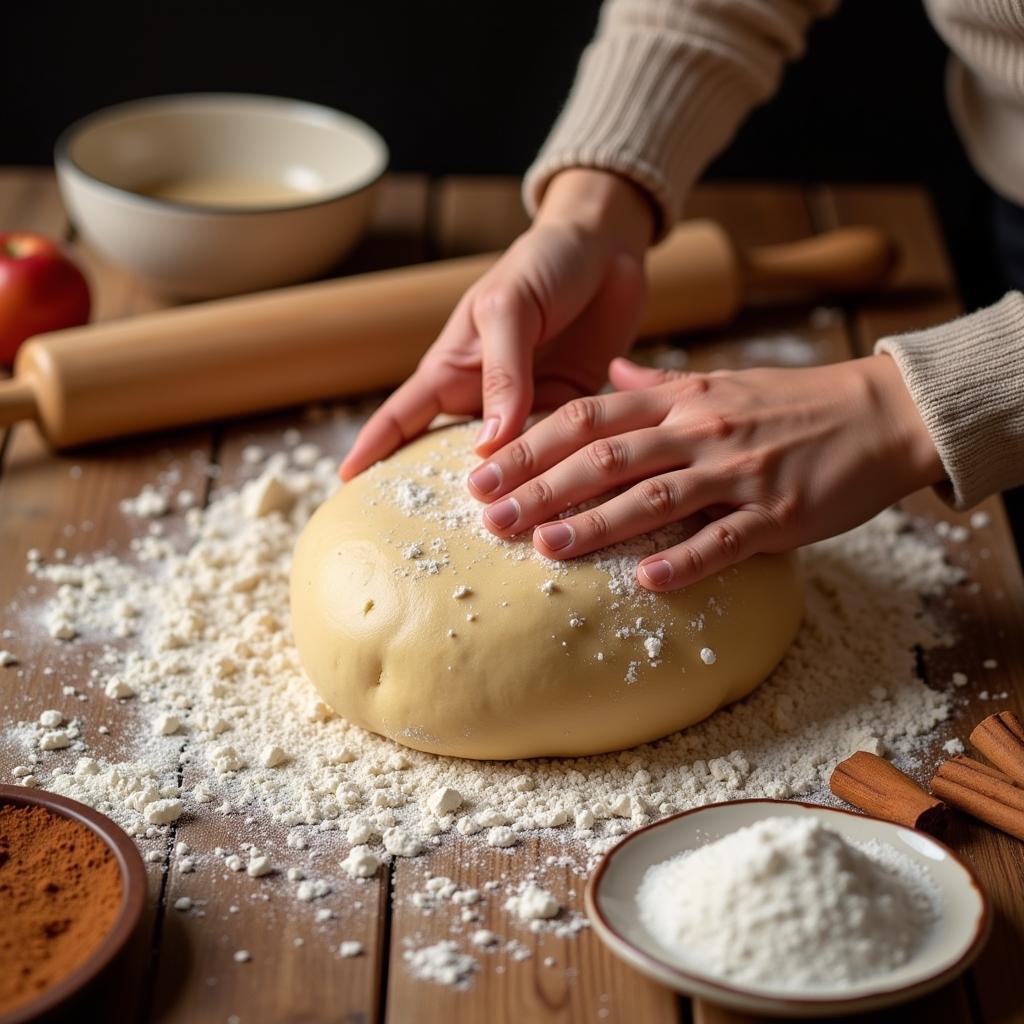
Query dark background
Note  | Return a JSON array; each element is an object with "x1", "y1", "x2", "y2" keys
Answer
[
  {"x1": 2, "y1": 1, "x2": 1003, "y2": 309},
  {"x1": 5, "y1": 1, "x2": 1021, "y2": 538}
]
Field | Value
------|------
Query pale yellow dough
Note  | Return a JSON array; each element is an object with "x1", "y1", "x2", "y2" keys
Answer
[{"x1": 290, "y1": 424, "x2": 803, "y2": 760}]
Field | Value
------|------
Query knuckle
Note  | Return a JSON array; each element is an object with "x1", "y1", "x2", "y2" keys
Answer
[
  {"x1": 506, "y1": 440, "x2": 534, "y2": 475},
  {"x1": 474, "y1": 286, "x2": 518, "y2": 321},
  {"x1": 709, "y1": 521, "x2": 742, "y2": 559},
  {"x1": 559, "y1": 397, "x2": 602, "y2": 435},
  {"x1": 636, "y1": 477, "x2": 677, "y2": 518},
  {"x1": 525, "y1": 477, "x2": 554, "y2": 507},
  {"x1": 726, "y1": 450, "x2": 767, "y2": 479},
  {"x1": 482, "y1": 365, "x2": 517, "y2": 401},
  {"x1": 677, "y1": 544, "x2": 704, "y2": 578},
  {"x1": 650, "y1": 367, "x2": 682, "y2": 385},
  {"x1": 699, "y1": 414, "x2": 733, "y2": 441},
  {"x1": 586, "y1": 438, "x2": 629, "y2": 475},
  {"x1": 777, "y1": 493, "x2": 799, "y2": 525},
  {"x1": 679, "y1": 373, "x2": 710, "y2": 397},
  {"x1": 578, "y1": 508, "x2": 611, "y2": 542},
  {"x1": 761, "y1": 493, "x2": 798, "y2": 529}
]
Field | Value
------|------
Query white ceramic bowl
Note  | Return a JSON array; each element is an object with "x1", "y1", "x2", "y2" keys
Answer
[
  {"x1": 586, "y1": 800, "x2": 990, "y2": 1018},
  {"x1": 55, "y1": 93, "x2": 388, "y2": 299}
]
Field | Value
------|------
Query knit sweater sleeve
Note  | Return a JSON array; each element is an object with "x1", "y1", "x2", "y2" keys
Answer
[
  {"x1": 875, "y1": 292, "x2": 1024, "y2": 508},
  {"x1": 523, "y1": 0, "x2": 838, "y2": 237}
]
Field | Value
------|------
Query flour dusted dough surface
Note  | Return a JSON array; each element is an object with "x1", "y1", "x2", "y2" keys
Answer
[{"x1": 290, "y1": 424, "x2": 803, "y2": 759}]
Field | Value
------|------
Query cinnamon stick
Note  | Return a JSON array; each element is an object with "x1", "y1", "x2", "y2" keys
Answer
[
  {"x1": 970, "y1": 711, "x2": 1024, "y2": 787},
  {"x1": 947, "y1": 754, "x2": 1018, "y2": 787},
  {"x1": 829, "y1": 751, "x2": 948, "y2": 835},
  {"x1": 931, "y1": 755, "x2": 1024, "y2": 841}
]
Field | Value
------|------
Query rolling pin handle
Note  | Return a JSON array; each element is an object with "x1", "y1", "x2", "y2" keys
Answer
[
  {"x1": 0, "y1": 378, "x2": 39, "y2": 429},
  {"x1": 741, "y1": 226, "x2": 898, "y2": 294}
]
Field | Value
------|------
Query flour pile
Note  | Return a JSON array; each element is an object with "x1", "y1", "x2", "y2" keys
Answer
[
  {"x1": 3, "y1": 412, "x2": 960, "y2": 872},
  {"x1": 636, "y1": 817, "x2": 940, "y2": 990}
]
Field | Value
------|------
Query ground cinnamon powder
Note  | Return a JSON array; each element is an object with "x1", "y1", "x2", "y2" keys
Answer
[{"x1": 0, "y1": 803, "x2": 123, "y2": 1013}]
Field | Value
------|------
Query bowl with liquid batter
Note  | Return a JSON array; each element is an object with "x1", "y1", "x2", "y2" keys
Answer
[{"x1": 55, "y1": 93, "x2": 388, "y2": 298}]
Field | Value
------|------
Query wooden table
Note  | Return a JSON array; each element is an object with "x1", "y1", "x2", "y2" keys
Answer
[{"x1": 1, "y1": 169, "x2": 1022, "y2": 1024}]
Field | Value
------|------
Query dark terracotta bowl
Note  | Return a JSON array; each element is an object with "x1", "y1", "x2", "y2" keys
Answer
[{"x1": 0, "y1": 785, "x2": 147, "y2": 1024}]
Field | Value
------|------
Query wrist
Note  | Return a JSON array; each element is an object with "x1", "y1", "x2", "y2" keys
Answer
[
  {"x1": 856, "y1": 354, "x2": 946, "y2": 491},
  {"x1": 536, "y1": 168, "x2": 655, "y2": 257}
]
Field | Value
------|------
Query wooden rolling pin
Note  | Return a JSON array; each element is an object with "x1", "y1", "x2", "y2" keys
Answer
[{"x1": 1, "y1": 220, "x2": 894, "y2": 448}]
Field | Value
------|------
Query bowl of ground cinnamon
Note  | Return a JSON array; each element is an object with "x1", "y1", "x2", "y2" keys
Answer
[{"x1": 0, "y1": 785, "x2": 146, "y2": 1023}]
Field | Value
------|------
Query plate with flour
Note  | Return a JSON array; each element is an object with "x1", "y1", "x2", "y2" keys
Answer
[{"x1": 586, "y1": 799, "x2": 990, "y2": 1017}]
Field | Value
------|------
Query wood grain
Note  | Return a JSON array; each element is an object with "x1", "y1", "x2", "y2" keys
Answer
[
  {"x1": 692, "y1": 982, "x2": 974, "y2": 1024},
  {"x1": 433, "y1": 176, "x2": 531, "y2": 258},
  {"x1": 386, "y1": 839, "x2": 681, "y2": 1024},
  {"x1": 682, "y1": 184, "x2": 957, "y2": 1024},
  {"x1": 816, "y1": 184, "x2": 1024, "y2": 1024},
  {"x1": 384, "y1": 174, "x2": 681, "y2": 1024},
  {"x1": 147, "y1": 174, "x2": 430, "y2": 1024},
  {"x1": 2, "y1": 170, "x2": 1021, "y2": 1024},
  {"x1": 0, "y1": 170, "x2": 210, "y2": 1024},
  {"x1": 677, "y1": 185, "x2": 968, "y2": 1024}
]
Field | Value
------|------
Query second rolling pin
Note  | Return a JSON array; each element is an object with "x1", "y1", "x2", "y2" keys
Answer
[{"x1": 1, "y1": 220, "x2": 894, "y2": 448}]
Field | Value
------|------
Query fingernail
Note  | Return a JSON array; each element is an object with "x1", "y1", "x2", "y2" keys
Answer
[
  {"x1": 468, "y1": 462, "x2": 502, "y2": 496},
  {"x1": 640, "y1": 559, "x2": 673, "y2": 586},
  {"x1": 476, "y1": 417, "x2": 499, "y2": 447},
  {"x1": 536, "y1": 522, "x2": 574, "y2": 551},
  {"x1": 484, "y1": 498, "x2": 520, "y2": 530}
]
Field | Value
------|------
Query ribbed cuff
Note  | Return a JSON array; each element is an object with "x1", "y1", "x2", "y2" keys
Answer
[
  {"x1": 523, "y1": 0, "x2": 837, "y2": 240},
  {"x1": 523, "y1": 35, "x2": 764, "y2": 241},
  {"x1": 875, "y1": 291, "x2": 1024, "y2": 509}
]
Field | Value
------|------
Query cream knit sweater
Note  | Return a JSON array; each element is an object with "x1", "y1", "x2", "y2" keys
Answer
[{"x1": 525, "y1": 0, "x2": 1024, "y2": 509}]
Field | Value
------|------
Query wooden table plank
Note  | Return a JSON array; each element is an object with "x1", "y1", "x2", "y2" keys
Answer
[
  {"x1": 385, "y1": 179, "x2": 981, "y2": 1024},
  {"x1": 385, "y1": 180, "x2": 837, "y2": 1024},
  {"x1": 692, "y1": 983, "x2": 975, "y2": 1024},
  {"x1": 346, "y1": 173, "x2": 433, "y2": 271},
  {"x1": 0, "y1": 168, "x2": 211, "y2": 1024},
  {"x1": 383, "y1": 175, "x2": 681, "y2": 1024},
  {"x1": 148, "y1": 175, "x2": 430, "y2": 1024},
  {"x1": 4, "y1": 170, "x2": 1017, "y2": 1024},
  {"x1": 387, "y1": 839, "x2": 679, "y2": 1024},
  {"x1": 680, "y1": 184, "x2": 971, "y2": 1024},
  {"x1": 815, "y1": 185, "x2": 1024, "y2": 1024},
  {"x1": 433, "y1": 175, "x2": 531, "y2": 258}
]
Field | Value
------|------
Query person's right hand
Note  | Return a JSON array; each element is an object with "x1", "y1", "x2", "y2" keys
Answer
[{"x1": 339, "y1": 168, "x2": 655, "y2": 480}]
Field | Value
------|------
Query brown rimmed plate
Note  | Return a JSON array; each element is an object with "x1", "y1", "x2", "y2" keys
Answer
[
  {"x1": 585, "y1": 799, "x2": 991, "y2": 1018},
  {"x1": 0, "y1": 785, "x2": 147, "y2": 1024}
]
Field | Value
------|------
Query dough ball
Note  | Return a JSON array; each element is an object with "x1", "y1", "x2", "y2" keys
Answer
[{"x1": 290, "y1": 423, "x2": 803, "y2": 760}]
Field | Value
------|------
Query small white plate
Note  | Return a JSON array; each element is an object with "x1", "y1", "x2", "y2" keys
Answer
[{"x1": 585, "y1": 799, "x2": 990, "y2": 1018}]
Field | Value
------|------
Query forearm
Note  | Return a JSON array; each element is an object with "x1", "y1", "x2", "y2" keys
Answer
[
  {"x1": 875, "y1": 291, "x2": 1024, "y2": 508},
  {"x1": 524, "y1": 0, "x2": 838, "y2": 238},
  {"x1": 537, "y1": 168, "x2": 656, "y2": 256}
]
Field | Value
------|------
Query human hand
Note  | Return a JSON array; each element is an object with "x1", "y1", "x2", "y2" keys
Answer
[
  {"x1": 339, "y1": 169, "x2": 654, "y2": 481},
  {"x1": 466, "y1": 355, "x2": 945, "y2": 591}
]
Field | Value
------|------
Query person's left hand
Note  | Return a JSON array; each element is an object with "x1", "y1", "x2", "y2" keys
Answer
[{"x1": 466, "y1": 354, "x2": 946, "y2": 592}]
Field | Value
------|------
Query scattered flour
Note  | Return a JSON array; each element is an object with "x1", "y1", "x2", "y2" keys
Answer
[
  {"x1": 0, "y1": 402, "x2": 968, "y2": 991},
  {"x1": 404, "y1": 940, "x2": 477, "y2": 987},
  {"x1": 637, "y1": 817, "x2": 940, "y2": 990},
  {"x1": 505, "y1": 884, "x2": 560, "y2": 921},
  {"x1": 4, "y1": 423, "x2": 960, "y2": 860}
]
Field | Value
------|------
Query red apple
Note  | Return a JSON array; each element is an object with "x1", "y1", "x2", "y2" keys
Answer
[{"x1": 0, "y1": 233, "x2": 91, "y2": 366}]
